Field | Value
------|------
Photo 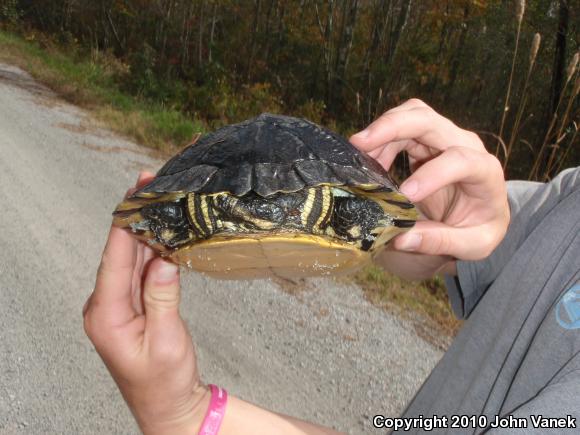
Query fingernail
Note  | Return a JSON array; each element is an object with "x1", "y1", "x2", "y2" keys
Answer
[
  {"x1": 156, "y1": 260, "x2": 179, "y2": 284},
  {"x1": 352, "y1": 129, "x2": 370, "y2": 139},
  {"x1": 125, "y1": 187, "x2": 137, "y2": 198},
  {"x1": 398, "y1": 233, "x2": 422, "y2": 251},
  {"x1": 400, "y1": 180, "x2": 419, "y2": 199}
]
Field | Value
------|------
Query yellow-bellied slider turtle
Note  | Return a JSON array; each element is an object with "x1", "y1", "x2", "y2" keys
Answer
[{"x1": 113, "y1": 113, "x2": 417, "y2": 279}]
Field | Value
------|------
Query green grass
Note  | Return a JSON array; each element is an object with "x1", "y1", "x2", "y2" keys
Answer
[{"x1": 0, "y1": 30, "x2": 202, "y2": 150}]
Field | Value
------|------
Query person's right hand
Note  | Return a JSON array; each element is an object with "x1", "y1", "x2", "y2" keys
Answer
[{"x1": 350, "y1": 99, "x2": 510, "y2": 279}]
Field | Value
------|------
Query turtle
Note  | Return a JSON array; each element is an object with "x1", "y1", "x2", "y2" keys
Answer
[{"x1": 113, "y1": 113, "x2": 417, "y2": 279}]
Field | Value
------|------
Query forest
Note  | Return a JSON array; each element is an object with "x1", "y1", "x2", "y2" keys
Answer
[{"x1": 1, "y1": 0, "x2": 578, "y2": 180}]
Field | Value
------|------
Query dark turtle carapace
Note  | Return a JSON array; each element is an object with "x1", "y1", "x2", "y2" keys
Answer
[{"x1": 113, "y1": 113, "x2": 417, "y2": 279}]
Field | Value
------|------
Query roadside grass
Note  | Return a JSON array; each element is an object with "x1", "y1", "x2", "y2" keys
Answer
[
  {"x1": 355, "y1": 265, "x2": 462, "y2": 346},
  {"x1": 0, "y1": 29, "x2": 202, "y2": 151},
  {"x1": 0, "y1": 28, "x2": 460, "y2": 344}
]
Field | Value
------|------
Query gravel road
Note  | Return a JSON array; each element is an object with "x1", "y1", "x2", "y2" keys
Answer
[{"x1": 0, "y1": 63, "x2": 442, "y2": 434}]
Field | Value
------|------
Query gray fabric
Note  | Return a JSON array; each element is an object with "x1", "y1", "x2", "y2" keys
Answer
[
  {"x1": 402, "y1": 167, "x2": 580, "y2": 434},
  {"x1": 444, "y1": 179, "x2": 544, "y2": 319}
]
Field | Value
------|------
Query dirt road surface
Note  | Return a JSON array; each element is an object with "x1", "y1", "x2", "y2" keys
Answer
[{"x1": 0, "y1": 63, "x2": 442, "y2": 434}]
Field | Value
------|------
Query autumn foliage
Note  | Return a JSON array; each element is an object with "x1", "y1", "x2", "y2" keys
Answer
[{"x1": 1, "y1": 0, "x2": 578, "y2": 179}]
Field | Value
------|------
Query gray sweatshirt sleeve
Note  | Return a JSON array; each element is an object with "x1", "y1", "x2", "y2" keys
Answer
[
  {"x1": 487, "y1": 368, "x2": 580, "y2": 434},
  {"x1": 444, "y1": 167, "x2": 580, "y2": 319}
]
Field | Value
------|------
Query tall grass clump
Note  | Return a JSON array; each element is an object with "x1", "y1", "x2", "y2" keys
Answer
[
  {"x1": 503, "y1": 32, "x2": 541, "y2": 169},
  {"x1": 497, "y1": 0, "x2": 526, "y2": 158},
  {"x1": 493, "y1": 0, "x2": 578, "y2": 181},
  {"x1": 529, "y1": 51, "x2": 579, "y2": 180}
]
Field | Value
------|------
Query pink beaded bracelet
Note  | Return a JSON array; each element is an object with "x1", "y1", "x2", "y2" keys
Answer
[{"x1": 198, "y1": 384, "x2": 228, "y2": 435}]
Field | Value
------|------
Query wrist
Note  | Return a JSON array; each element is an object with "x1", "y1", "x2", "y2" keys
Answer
[
  {"x1": 436, "y1": 259, "x2": 457, "y2": 277},
  {"x1": 139, "y1": 385, "x2": 211, "y2": 435},
  {"x1": 375, "y1": 248, "x2": 453, "y2": 280}
]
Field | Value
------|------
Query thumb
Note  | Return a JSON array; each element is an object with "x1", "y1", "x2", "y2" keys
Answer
[
  {"x1": 143, "y1": 258, "x2": 181, "y2": 327},
  {"x1": 393, "y1": 221, "x2": 496, "y2": 261}
]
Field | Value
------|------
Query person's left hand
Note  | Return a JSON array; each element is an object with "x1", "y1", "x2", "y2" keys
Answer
[{"x1": 83, "y1": 172, "x2": 209, "y2": 435}]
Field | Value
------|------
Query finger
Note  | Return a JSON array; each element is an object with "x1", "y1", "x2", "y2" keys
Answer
[
  {"x1": 393, "y1": 220, "x2": 503, "y2": 260},
  {"x1": 351, "y1": 106, "x2": 445, "y2": 152},
  {"x1": 366, "y1": 138, "x2": 433, "y2": 172},
  {"x1": 82, "y1": 293, "x2": 93, "y2": 317},
  {"x1": 371, "y1": 139, "x2": 418, "y2": 171},
  {"x1": 350, "y1": 98, "x2": 429, "y2": 152},
  {"x1": 131, "y1": 242, "x2": 145, "y2": 314},
  {"x1": 142, "y1": 245, "x2": 156, "y2": 268},
  {"x1": 125, "y1": 171, "x2": 156, "y2": 198},
  {"x1": 90, "y1": 225, "x2": 138, "y2": 325},
  {"x1": 368, "y1": 148, "x2": 382, "y2": 159},
  {"x1": 353, "y1": 99, "x2": 429, "y2": 150},
  {"x1": 375, "y1": 247, "x2": 452, "y2": 280},
  {"x1": 125, "y1": 187, "x2": 137, "y2": 198},
  {"x1": 350, "y1": 106, "x2": 483, "y2": 153},
  {"x1": 384, "y1": 98, "x2": 430, "y2": 114},
  {"x1": 136, "y1": 171, "x2": 155, "y2": 188},
  {"x1": 133, "y1": 245, "x2": 157, "y2": 315},
  {"x1": 399, "y1": 146, "x2": 503, "y2": 202},
  {"x1": 142, "y1": 258, "x2": 183, "y2": 337}
]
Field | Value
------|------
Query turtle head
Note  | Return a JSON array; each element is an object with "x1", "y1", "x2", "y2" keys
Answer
[
  {"x1": 113, "y1": 196, "x2": 195, "y2": 251},
  {"x1": 328, "y1": 188, "x2": 417, "y2": 252}
]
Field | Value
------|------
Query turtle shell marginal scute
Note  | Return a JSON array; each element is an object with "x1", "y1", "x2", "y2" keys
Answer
[{"x1": 134, "y1": 113, "x2": 396, "y2": 198}]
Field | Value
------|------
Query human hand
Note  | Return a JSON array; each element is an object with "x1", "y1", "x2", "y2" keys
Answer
[
  {"x1": 83, "y1": 172, "x2": 208, "y2": 435},
  {"x1": 350, "y1": 99, "x2": 510, "y2": 278}
]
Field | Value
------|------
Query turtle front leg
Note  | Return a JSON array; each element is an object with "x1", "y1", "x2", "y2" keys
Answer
[{"x1": 212, "y1": 193, "x2": 286, "y2": 231}]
